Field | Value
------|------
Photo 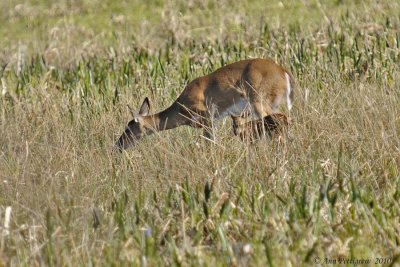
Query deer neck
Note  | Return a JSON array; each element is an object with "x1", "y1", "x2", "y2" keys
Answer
[{"x1": 143, "y1": 103, "x2": 186, "y2": 133}]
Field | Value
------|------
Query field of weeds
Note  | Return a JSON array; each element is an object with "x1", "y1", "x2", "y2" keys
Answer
[{"x1": 0, "y1": 0, "x2": 399, "y2": 266}]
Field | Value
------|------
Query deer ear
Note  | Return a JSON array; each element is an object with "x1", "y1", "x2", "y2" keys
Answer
[{"x1": 138, "y1": 97, "x2": 150, "y2": 116}]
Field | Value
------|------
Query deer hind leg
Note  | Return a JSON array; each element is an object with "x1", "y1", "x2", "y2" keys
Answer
[{"x1": 242, "y1": 73, "x2": 273, "y2": 119}]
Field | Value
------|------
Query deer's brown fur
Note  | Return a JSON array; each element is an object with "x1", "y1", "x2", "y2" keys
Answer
[{"x1": 115, "y1": 58, "x2": 294, "y2": 151}]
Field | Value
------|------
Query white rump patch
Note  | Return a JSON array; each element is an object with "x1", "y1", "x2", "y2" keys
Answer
[{"x1": 285, "y1": 72, "x2": 293, "y2": 111}]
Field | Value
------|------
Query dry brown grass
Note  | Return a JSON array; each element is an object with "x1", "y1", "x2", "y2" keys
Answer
[{"x1": 1, "y1": 0, "x2": 400, "y2": 266}]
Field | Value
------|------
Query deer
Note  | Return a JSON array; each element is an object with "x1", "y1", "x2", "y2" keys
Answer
[
  {"x1": 231, "y1": 113, "x2": 290, "y2": 143},
  {"x1": 114, "y1": 58, "x2": 294, "y2": 151}
]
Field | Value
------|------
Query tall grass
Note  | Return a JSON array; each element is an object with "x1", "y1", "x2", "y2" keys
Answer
[{"x1": 1, "y1": 0, "x2": 399, "y2": 266}]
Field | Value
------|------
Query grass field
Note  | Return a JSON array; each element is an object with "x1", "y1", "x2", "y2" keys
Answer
[{"x1": 1, "y1": 0, "x2": 400, "y2": 266}]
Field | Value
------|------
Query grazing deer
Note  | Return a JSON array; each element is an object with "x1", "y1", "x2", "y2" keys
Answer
[
  {"x1": 114, "y1": 58, "x2": 294, "y2": 151},
  {"x1": 231, "y1": 113, "x2": 290, "y2": 143}
]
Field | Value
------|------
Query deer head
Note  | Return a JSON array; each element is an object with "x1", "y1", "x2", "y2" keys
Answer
[{"x1": 114, "y1": 98, "x2": 151, "y2": 151}]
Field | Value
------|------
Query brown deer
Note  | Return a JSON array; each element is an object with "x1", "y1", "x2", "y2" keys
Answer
[
  {"x1": 114, "y1": 58, "x2": 294, "y2": 151},
  {"x1": 231, "y1": 113, "x2": 290, "y2": 143}
]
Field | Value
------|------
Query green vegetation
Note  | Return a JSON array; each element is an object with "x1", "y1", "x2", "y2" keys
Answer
[{"x1": 1, "y1": 0, "x2": 399, "y2": 266}]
